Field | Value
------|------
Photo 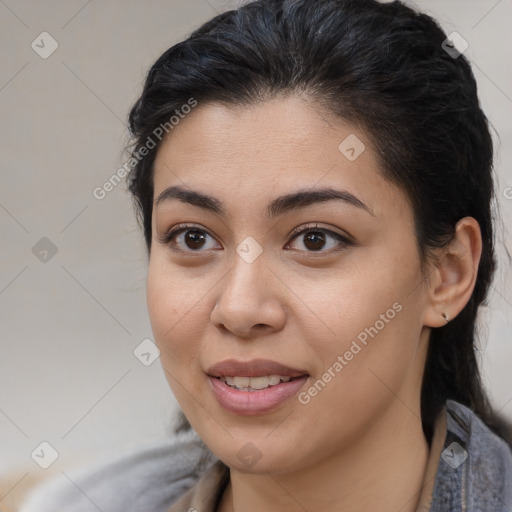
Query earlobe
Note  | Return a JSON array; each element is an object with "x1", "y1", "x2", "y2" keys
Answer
[{"x1": 422, "y1": 217, "x2": 482, "y2": 328}]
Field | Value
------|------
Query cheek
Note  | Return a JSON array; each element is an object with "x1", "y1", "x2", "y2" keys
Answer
[
  {"x1": 300, "y1": 261, "x2": 420, "y2": 406},
  {"x1": 299, "y1": 266, "x2": 401, "y2": 356},
  {"x1": 146, "y1": 260, "x2": 211, "y2": 411},
  {"x1": 146, "y1": 257, "x2": 204, "y2": 368},
  {"x1": 289, "y1": 308, "x2": 417, "y2": 454}
]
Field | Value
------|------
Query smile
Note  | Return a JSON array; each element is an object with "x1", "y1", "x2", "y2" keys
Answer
[
  {"x1": 218, "y1": 374, "x2": 300, "y2": 391},
  {"x1": 209, "y1": 374, "x2": 309, "y2": 415}
]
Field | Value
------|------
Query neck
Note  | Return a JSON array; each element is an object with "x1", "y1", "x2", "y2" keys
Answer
[{"x1": 218, "y1": 402, "x2": 430, "y2": 512}]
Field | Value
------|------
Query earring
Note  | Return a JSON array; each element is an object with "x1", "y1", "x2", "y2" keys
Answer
[{"x1": 441, "y1": 312, "x2": 449, "y2": 322}]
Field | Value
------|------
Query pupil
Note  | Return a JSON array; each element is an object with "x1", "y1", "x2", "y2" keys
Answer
[
  {"x1": 305, "y1": 232, "x2": 325, "y2": 251},
  {"x1": 185, "y1": 230, "x2": 206, "y2": 249}
]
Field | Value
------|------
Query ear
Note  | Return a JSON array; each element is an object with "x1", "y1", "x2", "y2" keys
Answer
[{"x1": 422, "y1": 217, "x2": 482, "y2": 328}]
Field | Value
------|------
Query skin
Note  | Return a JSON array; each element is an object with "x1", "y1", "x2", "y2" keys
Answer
[{"x1": 146, "y1": 95, "x2": 482, "y2": 512}]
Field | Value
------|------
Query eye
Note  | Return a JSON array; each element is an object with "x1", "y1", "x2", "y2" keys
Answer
[
  {"x1": 285, "y1": 224, "x2": 352, "y2": 253},
  {"x1": 159, "y1": 222, "x2": 352, "y2": 255},
  {"x1": 158, "y1": 224, "x2": 221, "y2": 253}
]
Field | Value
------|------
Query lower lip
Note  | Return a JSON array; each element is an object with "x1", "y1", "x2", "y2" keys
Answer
[{"x1": 208, "y1": 375, "x2": 309, "y2": 415}]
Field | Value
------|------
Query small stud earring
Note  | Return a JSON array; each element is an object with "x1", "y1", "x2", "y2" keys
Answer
[{"x1": 441, "y1": 312, "x2": 449, "y2": 322}]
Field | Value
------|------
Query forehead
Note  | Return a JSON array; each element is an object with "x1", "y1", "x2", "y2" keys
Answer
[
  {"x1": 152, "y1": 96, "x2": 411, "y2": 220},
  {"x1": 155, "y1": 96, "x2": 338, "y2": 170}
]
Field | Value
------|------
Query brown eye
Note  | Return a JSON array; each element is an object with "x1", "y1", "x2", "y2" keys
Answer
[
  {"x1": 302, "y1": 231, "x2": 327, "y2": 251},
  {"x1": 286, "y1": 226, "x2": 352, "y2": 253},
  {"x1": 183, "y1": 229, "x2": 208, "y2": 250},
  {"x1": 159, "y1": 224, "x2": 222, "y2": 253}
]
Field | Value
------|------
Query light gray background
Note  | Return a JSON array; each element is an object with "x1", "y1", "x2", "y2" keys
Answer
[{"x1": 1, "y1": 0, "x2": 511, "y2": 493}]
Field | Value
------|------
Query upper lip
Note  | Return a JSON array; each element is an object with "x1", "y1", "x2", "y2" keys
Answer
[{"x1": 207, "y1": 358, "x2": 309, "y2": 378}]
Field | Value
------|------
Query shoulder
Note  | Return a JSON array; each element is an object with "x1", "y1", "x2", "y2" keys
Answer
[
  {"x1": 18, "y1": 431, "x2": 218, "y2": 512},
  {"x1": 445, "y1": 399, "x2": 512, "y2": 468},
  {"x1": 432, "y1": 399, "x2": 512, "y2": 510}
]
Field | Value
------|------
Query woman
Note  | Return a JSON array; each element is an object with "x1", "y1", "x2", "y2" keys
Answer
[{"x1": 20, "y1": 0, "x2": 512, "y2": 510}]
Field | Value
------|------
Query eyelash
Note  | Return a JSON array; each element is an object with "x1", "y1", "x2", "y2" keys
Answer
[{"x1": 158, "y1": 223, "x2": 352, "y2": 255}]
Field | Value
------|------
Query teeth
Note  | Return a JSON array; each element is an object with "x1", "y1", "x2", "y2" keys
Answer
[
  {"x1": 230, "y1": 376, "x2": 250, "y2": 387},
  {"x1": 220, "y1": 374, "x2": 294, "y2": 390},
  {"x1": 247, "y1": 376, "x2": 280, "y2": 389}
]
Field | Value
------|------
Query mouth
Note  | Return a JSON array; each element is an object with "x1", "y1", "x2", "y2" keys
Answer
[
  {"x1": 215, "y1": 374, "x2": 305, "y2": 391},
  {"x1": 206, "y1": 358, "x2": 308, "y2": 379},
  {"x1": 206, "y1": 359, "x2": 310, "y2": 415}
]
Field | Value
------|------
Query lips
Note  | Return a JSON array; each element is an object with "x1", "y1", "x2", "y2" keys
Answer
[
  {"x1": 206, "y1": 358, "x2": 310, "y2": 415},
  {"x1": 206, "y1": 358, "x2": 309, "y2": 379}
]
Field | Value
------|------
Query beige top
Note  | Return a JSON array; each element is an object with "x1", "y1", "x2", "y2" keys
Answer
[{"x1": 167, "y1": 407, "x2": 447, "y2": 512}]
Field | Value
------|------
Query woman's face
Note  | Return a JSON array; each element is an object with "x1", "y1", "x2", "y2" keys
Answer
[{"x1": 147, "y1": 95, "x2": 432, "y2": 473}]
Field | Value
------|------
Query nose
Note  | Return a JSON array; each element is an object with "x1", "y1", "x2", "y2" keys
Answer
[{"x1": 210, "y1": 251, "x2": 287, "y2": 339}]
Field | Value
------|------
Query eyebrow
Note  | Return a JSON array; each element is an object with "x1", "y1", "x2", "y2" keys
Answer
[{"x1": 155, "y1": 185, "x2": 375, "y2": 218}]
